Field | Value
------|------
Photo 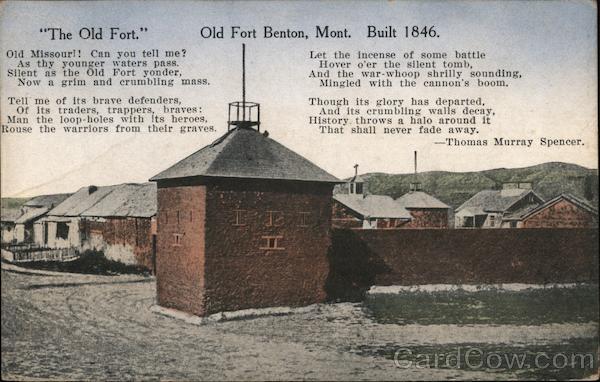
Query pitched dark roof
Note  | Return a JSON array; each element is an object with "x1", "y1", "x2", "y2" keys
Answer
[
  {"x1": 334, "y1": 194, "x2": 412, "y2": 219},
  {"x1": 396, "y1": 191, "x2": 449, "y2": 209},
  {"x1": 150, "y1": 127, "x2": 340, "y2": 183},
  {"x1": 15, "y1": 207, "x2": 49, "y2": 224},
  {"x1": 23, "y1": 193, "x2": 71, "y2": 209},
  {"x1": 1, "y1": 208, "x2": 22, "y2": 223},
  {"x1": 81, "y1": 183, "x2": 156, "y2": 218},
  {"x1": 456, "y1": 188, "x2": 542, "y2": 213},
  {"x1": 521, "y1": 193, "x2": 598, "y2": 220},
  {"x1": 48, "y1": 183, "x2": 156, "y2": 218},
  {"x1": 502, "y1": 204, "x2": 542, "y2": 221},
  {"x1": 48, "y1": 186, "x2": 118, "y2": 217}
]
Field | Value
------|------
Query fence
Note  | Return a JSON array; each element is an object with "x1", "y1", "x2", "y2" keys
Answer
[{"x1": 4, "y1": 246, "x2": 79, "y2": 263}]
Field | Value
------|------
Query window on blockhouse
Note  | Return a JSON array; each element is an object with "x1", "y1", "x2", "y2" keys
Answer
[
  {"x1": 135, "y1": 219, "x2": 139, "y2": 246},
  {"x1": 173, "y1": 233, "x2": 182, "y2": 247},
  {"x1": 233, "y1": 209, "x2": 246, "y2": 226},
  {"x1": 56, "y1": 222, "x2": 69, "y2": 240},
  {"x1": 355, "y1": 183, "x2": 363, "y2": 194},
  {"x1": 260, "y1": 235, "x2": 284, "y2": 250},
  {"x1": 265, "y1": 211, "x2": 284, "y2": 227},
  {"x1": 489, "y1": 215, "x2": 495, "y2": 227},
  {"x1": 299, "y1": 212, "x2": 311, "y2": 227}
]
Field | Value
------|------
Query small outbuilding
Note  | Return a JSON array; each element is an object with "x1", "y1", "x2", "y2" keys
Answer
[
  {"x1": 1, "y1": 208, "x2": 22, "y2": 244},
  {"x1": 395, "y1": 183, "x2": 450, "y2": 228},
  {"x1": 38, "y1": 183, "x2": 157, "y2": 270},
  {"x1": 519, "y1": 193, "x2": 598, "y2": 228},
  {"x1": 455, "y1": 182, "x2": 544, "y2": 228},
  {"x1": 12, "y1": 193, "x2": 71, "y2": 244},
  {"x1": 332, "y1": 166, "x2": 412, "y2": 229}
]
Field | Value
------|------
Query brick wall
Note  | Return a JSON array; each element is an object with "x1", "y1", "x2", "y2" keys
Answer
[
  {"x1": 402, "y1": 209, "x2": 449, "y2": 229},
  {"x1": 156, "y1": 184, "x2": 207, "y2": 316},
  {"x1": 203, "y1": 178, "x2": 333, "y2": 314},
  {"x1": 523, "y1": 199, "x2": 598, "y2": 228},
  {"x1": 326, "y1": 228, "x2": 599, "y2": 300},
  {"x1": 332, "y1": 199, "x2": 363, "y2": 229}
]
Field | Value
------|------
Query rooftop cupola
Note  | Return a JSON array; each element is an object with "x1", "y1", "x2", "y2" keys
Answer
[
  {"x1": 348, "y1": 164, "x2": 365, "y2": 195},
  {"x1": 228, "y1": 43, "x2": 261, "y2": 132}
]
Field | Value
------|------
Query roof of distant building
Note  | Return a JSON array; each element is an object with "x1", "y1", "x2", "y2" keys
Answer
[
  {"x1": 48, "y1": 183, "x2": 156, "y2": 218},
  {"x1": 1, "y1": 208, "x2": 23, "y2": 223},
  {"x1": 15, "y1": 207, "x2": 50, "y2": 224},
  {"x1": 396, "y1": 191, "x2": 449, "y2": 209},
  {"x1": 520, "y1": 193, "x2": 598, "y2": 220},
  {"x1": 150, "y1": 127, "x2": 340, "y2": 183},
  {"x1": 81, "y1": 183, "x2": 157, "y2": 218},
  {"x1": 334, "y1": 194, "x2": 412, "y2": 219},
  {"x1": 23, "y1": 193, "x2": 71, "y2": 209},
  {"x1": 502, "y1": 204, "x2": 542, "y2": 221},
  {"x1": 456, "y1": 188, "x2": 543, "y2": 213}
]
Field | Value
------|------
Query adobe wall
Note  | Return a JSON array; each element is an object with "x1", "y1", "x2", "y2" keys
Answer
[
  {"x1": 402, "y1": 209, "x2": 449, "y2": 229},
  {"x1": 523, "y1": 199, "x2": 598, "y2": 228},
  {"x1": 156, "y1": 184, "x2": 207, "y2": 316},
  {"x1": 1, "y1": 223, "x2": 16, "y2": 244},
  {"x1": 327, "y1": 228, "x2": 599, "y2": 300},
  {"x1": 82, "y1": 217, "x2": 154, "y2": 270},
  {"x1": 203, "y1": 178, "x2": 333, "y2": 314}
]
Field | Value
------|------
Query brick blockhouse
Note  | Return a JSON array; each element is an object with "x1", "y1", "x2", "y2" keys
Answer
[{"x1": 150, "y1": 103, "x2": 340, "y2": 316}]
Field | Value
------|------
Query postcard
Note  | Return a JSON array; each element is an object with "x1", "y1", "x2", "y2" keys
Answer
[{"x1": 1, "y1": 1, "x2": 597, "y2": 380}]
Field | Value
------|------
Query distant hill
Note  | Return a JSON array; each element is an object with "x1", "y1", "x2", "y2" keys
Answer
[
  {"x1": 3, "y1": 162, "x2": 598, "y2": 212},
  {"x1": 336, "y1": 162, "x2": 599, "y2": 209}
]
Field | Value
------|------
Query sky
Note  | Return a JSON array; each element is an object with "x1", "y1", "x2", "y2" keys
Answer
[{"x1": 0, "y1": 0, "x2": 597, "y2": 197}]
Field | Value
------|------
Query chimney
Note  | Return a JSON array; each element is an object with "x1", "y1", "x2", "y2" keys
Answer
[
  {"x1": 502, "y1": 182, "x2": 532, "y2": 190},
  {"x1": 414, "y1": 150, "x2": 417, "y2": 175}
]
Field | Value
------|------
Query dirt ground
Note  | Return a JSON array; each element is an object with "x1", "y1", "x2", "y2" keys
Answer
[{"x1": 1, "y1": 269, "x2": 598, "y2": 381}]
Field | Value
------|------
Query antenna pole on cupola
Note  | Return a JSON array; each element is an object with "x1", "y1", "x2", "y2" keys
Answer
[
  {"x1": 242, "y1": 43, "x2": 246, "y2": 121},
  {"x1": 228, "y1": 43, "x2": 260, "y2": 132},
  {"x1": 411, "y1": 150, "x2": 422, "y2": 192}
]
